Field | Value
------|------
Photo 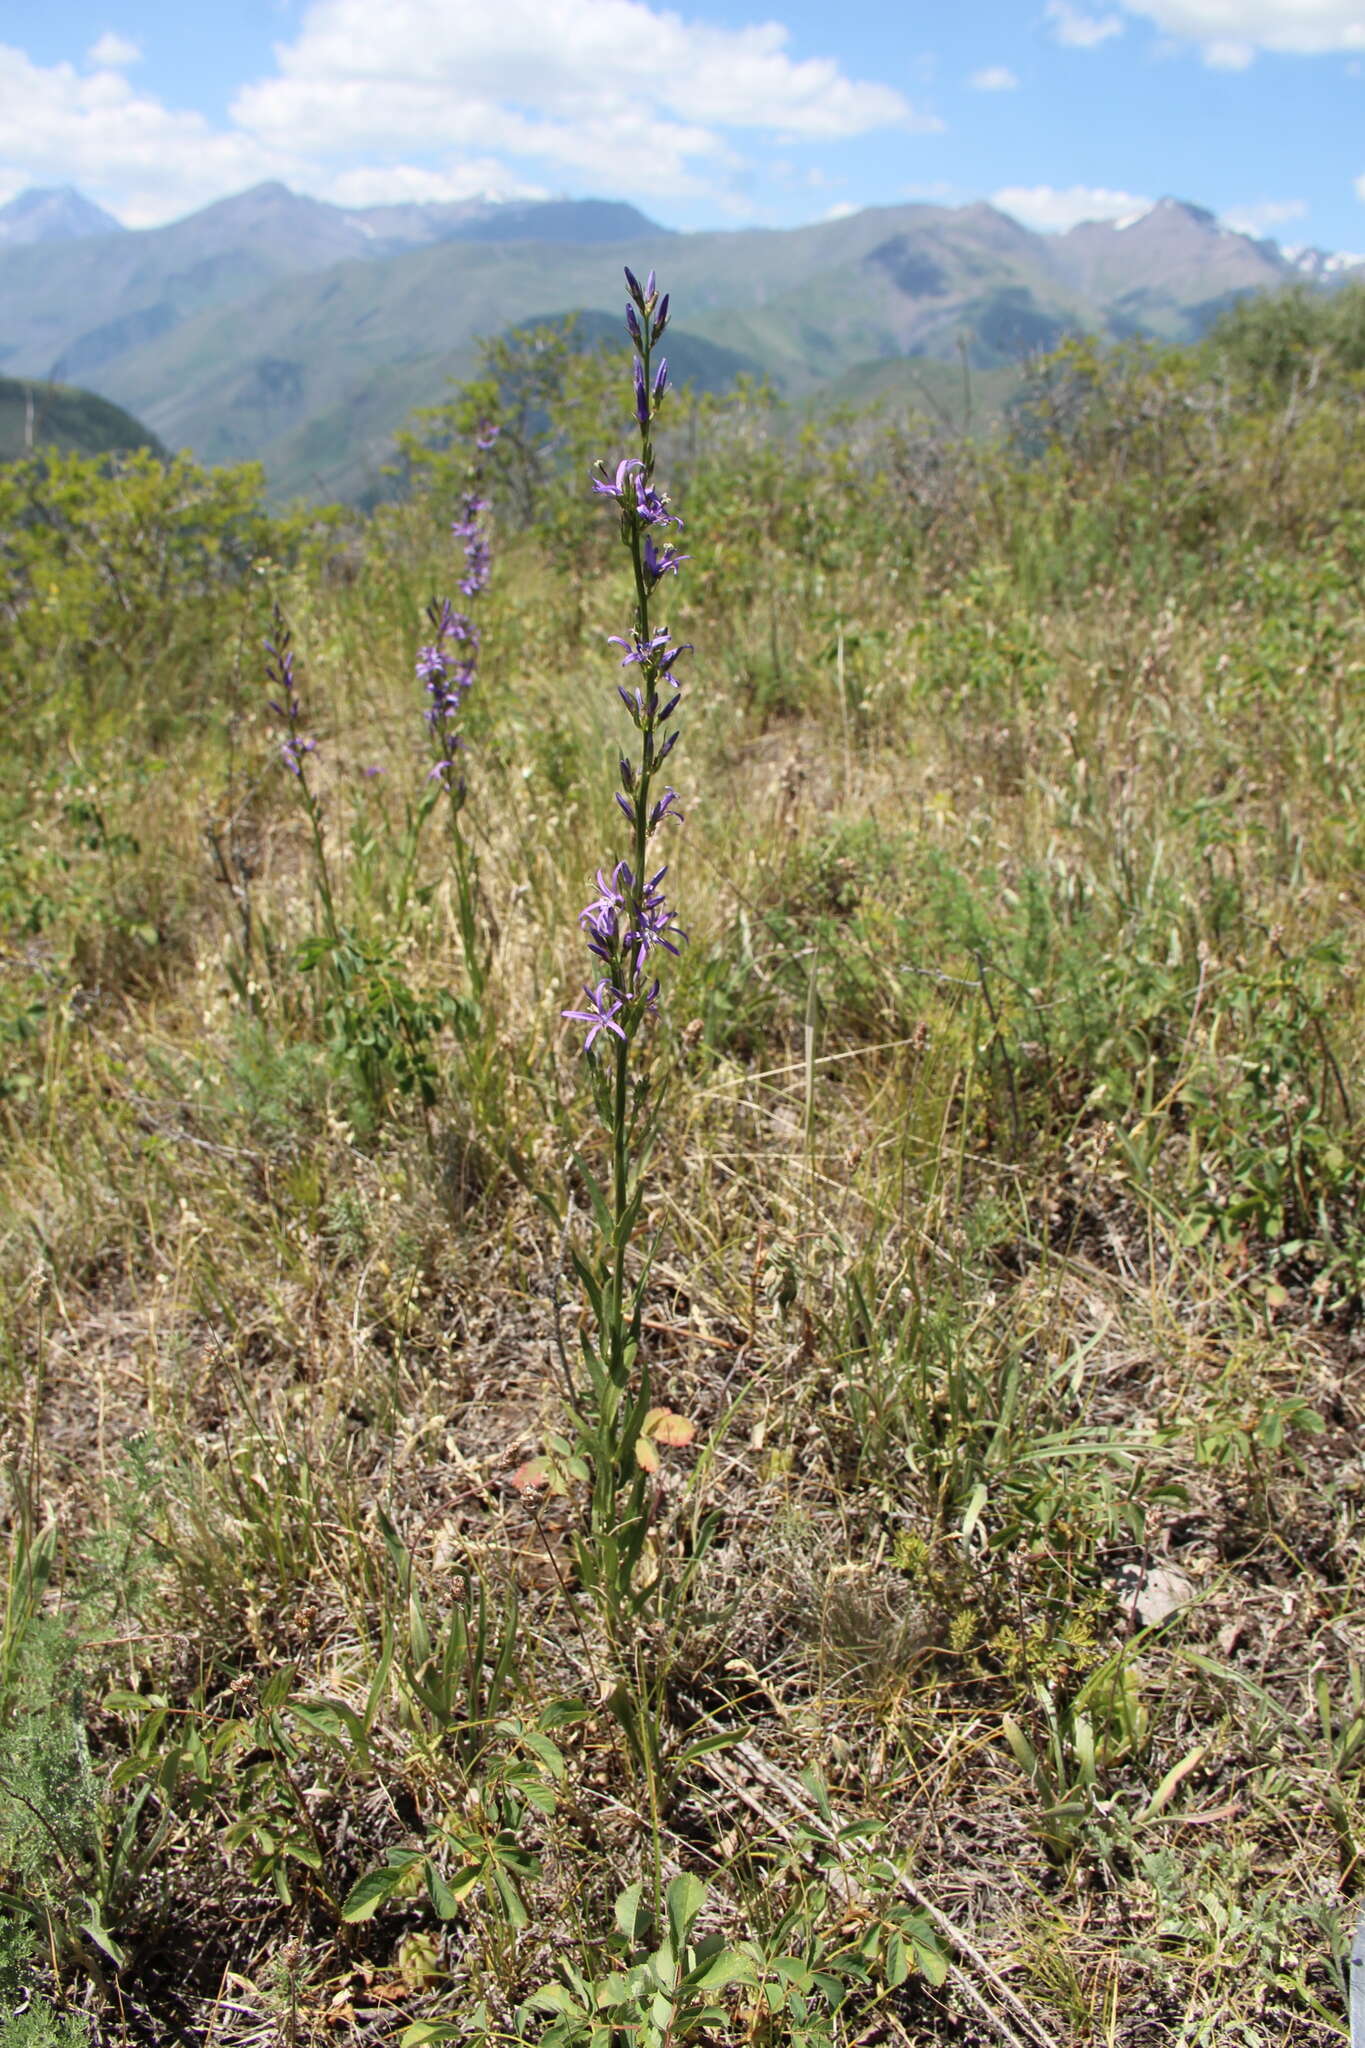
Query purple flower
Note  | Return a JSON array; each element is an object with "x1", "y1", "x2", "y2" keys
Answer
[
  {"x1": 591, "y1": 456, "x2": 645, "y2": 503},
  {"x1": 634, "y1": 478, "x2": 681, "y2": 529},
  {"x1": 650, "y1": 295, "x2": 669, "y2": 343},
  {"x1": 579, "y1": 865, "x2": 628, "y2": 964},
  {"x1": 652, "y1": 358, "x2": 668, "y2": 406},
  {"x1": 633, "y1": 358, "x2": 649, "y2": 431},
  {"x1": 642, "y1": 534, "x2": 689, "y2": 588},
  {"x1": 475, "y1": 420, "x2": 500, "y2": 452},
  {"x1": 459, "y1": 547, "x2": 491, "y2": 598},
  {"x1": 452, "y1": 488, "x2": 493, "y2": 596},
  {"x1": 562, "y1": 980, "x2": 628, "y2": 1052},
  {"x1": 649, "y1": 788, "x2": 683, "y2": 829},
  {"x1": 626, "y1": 865, "x2": 685, "y2": 967},
  {"x1": 575, "y1": 861, "x2": 685, "y2": 987},
  {"x1": 608, "y1": 626, "x2": 690, "y2": 671}
]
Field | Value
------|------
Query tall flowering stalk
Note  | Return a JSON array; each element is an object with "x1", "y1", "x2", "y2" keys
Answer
[
  {"x1": 415, "y1": 421, "x2": 499, "y2": 998},
  {"x1": 561, "y1": 269, "x2": 691, "y2": 1615},
  {"x1": 265, "y1": 607, "x2": 339, "y2": 945}
]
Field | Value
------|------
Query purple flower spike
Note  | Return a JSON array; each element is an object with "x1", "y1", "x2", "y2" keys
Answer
[
  {"x1": 562, "y1": 980, "x2": 628, "y2": 1052},
  {"x1": 265, "y1": 619, "x2": 317, "y2": 778},
  {"x1": 417, "y1": 420, "x2": 496, "y2": 787},
  {"x1": 577, "y1": 273, "x2": 687, "y2": 1049}
]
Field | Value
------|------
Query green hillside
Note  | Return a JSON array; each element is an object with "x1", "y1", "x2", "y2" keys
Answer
[
  {"x1": 86, "y1": 203, "x2": 1092, "y2": 500},
  {"x1": 0, "y1": 375, "x2": 163, "y2": 461},
  {"x1": 802, "y1": 353, "x2": 1024, "y2": 432}
]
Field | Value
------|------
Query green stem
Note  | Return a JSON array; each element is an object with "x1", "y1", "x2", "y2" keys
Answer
[
  {"x1": 447, "y1": 812, "x2": 485, "y2": 1004},
  {"x1": 394, "y1": 785, "x2": 439, "y2": 927},
  {"x1": 299, "y1": 775, "x2": 339, "y2": 947},
  {"x1": 610, "y1": 1019, "x2": 631, "y2": 1393}
]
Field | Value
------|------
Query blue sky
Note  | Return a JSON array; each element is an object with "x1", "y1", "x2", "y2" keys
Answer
[{"x1": 4, "y1": 0, "x2": 1365, "y2": 252}]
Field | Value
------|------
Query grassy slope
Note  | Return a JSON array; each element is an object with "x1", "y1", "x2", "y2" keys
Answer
[
  {"x1": 1, "y1": 343, "x2": 1363, "y2": 2045},
  {"x1": 803, "y1": 356, "x2": 1024, "y2": 431}
]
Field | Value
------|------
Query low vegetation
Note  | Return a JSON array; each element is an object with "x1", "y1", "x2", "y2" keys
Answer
[{"x1": 2, "y1": 287, "x2": 1365, "y2": 2046}]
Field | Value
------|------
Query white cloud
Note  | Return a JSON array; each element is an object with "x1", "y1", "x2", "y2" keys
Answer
[
  {"x1": 1, "y1": 2, "x2": 922, "y2": 225},
  {"x1": 992, "y1": 182, "x2": 1152, "y2": 230},
  {"x1": 1120, "y1": 3, "x2": 1365, "y2": 63},
  {"x1": 87, "y1": 32, "x2": 141, "y2": 69},
  {"x1": 1204, "y1": 37, "x2": 1256, "y2": 64},
  {"x1": 969, "y1": 65, "x2": 1020, "y2": 88},
  {"x1": 1046, "y1": 1, "x2": 1125, "y2": 47},
  {"x1": 1220, "y1": 196, "x2": 1307, "y2": 232},
  {"x1": 822, "y1": 200, "x2": 858, "y2": 219},
  {"x1": 0, "y1": 41, "x2": 296, "y2": 225},
  {"x1": 328, "y1": 161, "x2": 548, "y2": 207},
  {"x1": 232, "y1": 0, "x2": 923, "y2": 191}
]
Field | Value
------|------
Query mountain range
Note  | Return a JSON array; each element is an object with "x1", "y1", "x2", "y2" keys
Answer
[{"x1": 1, "y1": 182, "x2": 1358, "y2": 504}]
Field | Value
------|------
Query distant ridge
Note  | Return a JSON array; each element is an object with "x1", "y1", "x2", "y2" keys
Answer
[
  {"x1": 2, "y1": 179, "x2": 1362, "y2": 502},
  {"x1": 0, "y1": 375, "x2": 163, "y2": 462},
  {"x1": 0, "y1": 187, "x2": 125, "y2": 248}
]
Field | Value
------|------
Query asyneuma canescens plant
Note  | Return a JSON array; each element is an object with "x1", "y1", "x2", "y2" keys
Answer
[
  {"x1": 559, "y1": 268, "x2": 694, "y2": 1616},
  {"x1": 416, "y1": 420, "x2": 499, "y2": 997}
]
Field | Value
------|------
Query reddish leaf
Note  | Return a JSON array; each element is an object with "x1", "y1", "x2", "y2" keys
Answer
[
  {"x1": 511, "y1": 1458, "x2": 552, "y2": 1491},
  {"x1": 645, "y1": 1408, "x2": 696, "y2": 1447}
]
